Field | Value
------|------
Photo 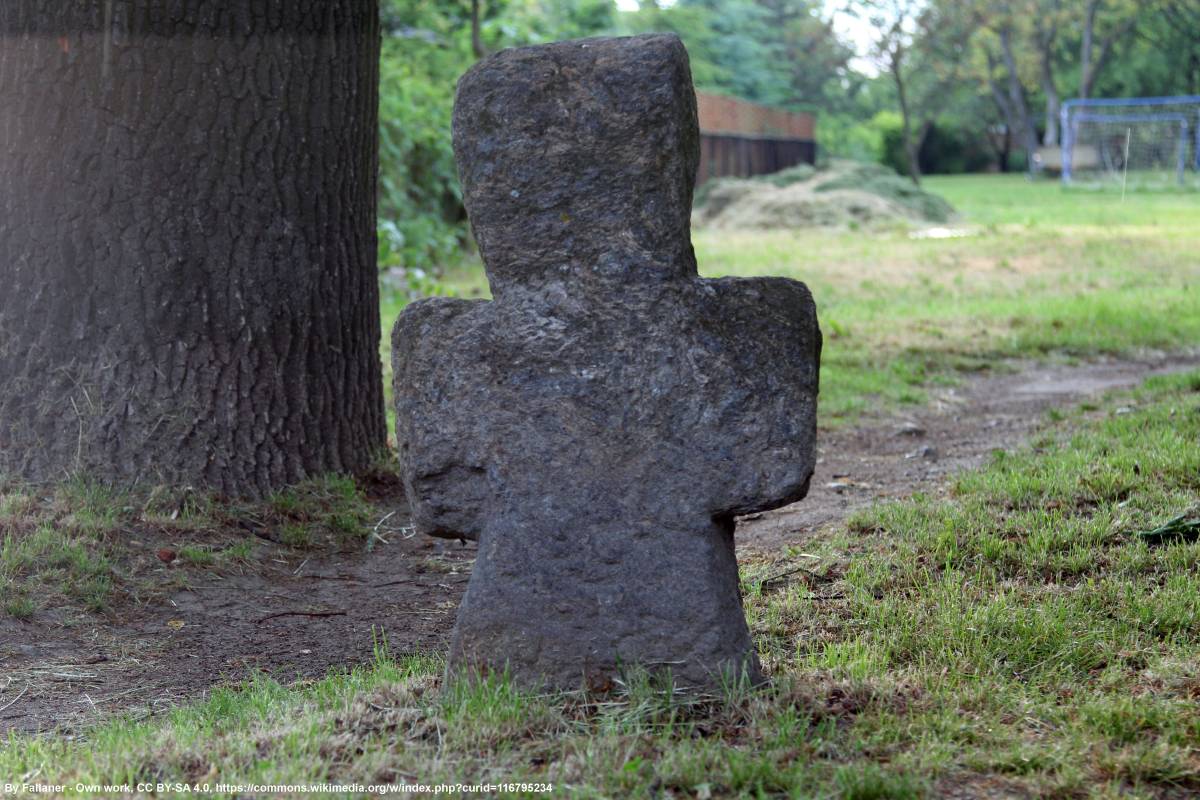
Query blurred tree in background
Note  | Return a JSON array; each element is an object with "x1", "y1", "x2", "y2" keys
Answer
[
  {"x1": 617, "y1": 0, "x2": 855, "y2": 111},
  {"x1": 377, "y1": 0, "x2": 620, "y2": 273},
  {"x1": 382, "y1": 0, "x2": 1188, "y2": 271},
  {"x1": 378, "y1": 2, "x2": 475, "y2": 274},
  {"x1": 380, "y1": 0, "x2": 857, "y2": 272}
]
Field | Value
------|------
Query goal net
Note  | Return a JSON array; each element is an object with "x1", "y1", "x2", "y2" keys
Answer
[{"x1": 1061, "y1": 96, "x2": 1200, "y2": 189}]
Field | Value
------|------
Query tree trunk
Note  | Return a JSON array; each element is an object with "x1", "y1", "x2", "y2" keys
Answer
[
  {"x1": 1080, "y1": 0, "x2": 1099, "y2": 99},
  {"x1": 985, "y1": 104, "x2": 1013, "y2": 173},
  {"x1": 1079, "y1": 0, "x2": 1135, "y2": 100},
  {"x1": 471, "y1": 0, "x2": 486, "y2": 59},
  {"x1": 889, "y1": 47, "x2": 921, "y2": 185},
  {"x1": 985, "y1": 52, "x2": 1016, "y2": 173},
  {"x1": 995, "y1": 127, "x2": 1012, "y2": 173},
  {"x1": 1037, "y1": 19, "x2": 1060, "y2": 147},
  {"x1": 999, "y1": 27, "x2": 1041, "y2": 174},
  {"x1": 1042, "y1": 83, "x2": 1060, "y2": 147},
  {"x1": 0, "y1": 1, "x2": 386, "y2": 495}
]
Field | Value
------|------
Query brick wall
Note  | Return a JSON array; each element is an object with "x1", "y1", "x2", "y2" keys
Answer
[{"x1": 696, "y1": 92, "x2": 815, "y2": 140}]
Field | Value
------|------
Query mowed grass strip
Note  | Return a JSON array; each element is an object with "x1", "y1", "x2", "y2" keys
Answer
[
  {"x1": 693, "y1": 175, "x2": 1200, "y2": 422},
  {"x1": 379, "y1": 175, "x2": 1200, "y2": 428},
  {"x1": 7, "y1": 370, "x2": 1198, "y2": 798}
]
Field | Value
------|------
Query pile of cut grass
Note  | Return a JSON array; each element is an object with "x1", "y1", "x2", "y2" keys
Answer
[
  {"x1": 7, "y1": 370, "x2": 1199, "y2": 797},
  {"x1": 693, "y1": 160, "x2": 954, "y2": 230},
  {"x1": 383, "y1": 176, "x2": 1200, "y2": 426},
  {"x1": 813, "y1": 162, "x2": 954, "y2": 222},
  {"x1": 689, "y1": 175, "x2": 1200, "y2": 423}
]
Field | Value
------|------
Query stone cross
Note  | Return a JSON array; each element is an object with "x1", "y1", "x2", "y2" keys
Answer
[{"x1": 392, "y1": 34, "x2": 820, "y2": 689}]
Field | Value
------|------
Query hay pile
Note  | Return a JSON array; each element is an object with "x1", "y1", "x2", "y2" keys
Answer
[{"x1": 693, "y1": 160, "x2": 954, "y2": 230}]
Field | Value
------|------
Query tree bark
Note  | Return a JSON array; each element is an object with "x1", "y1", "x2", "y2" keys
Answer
[
  {"x1": 991, "y1": 125, "x2": 1012, "y2": 173},
  {"x1": 0, "y1": 1, "x2": 386, "y2": 495},
  {"x1": 984, "y1": 50, "x2": 1017, "y2": 172},
  {"x1": 1036, "y1": 18, "x2": 1060, "y2": 146},
  {"x1": 888, "y1": 42, "x2": 922, "y2": 185},
  {"x1": 471, "y1": 0, "x2": 486, "y2": 59},
  {"x1": 998, "y1": 26, "x2": 1041, "y2": 174},
  {"x1": 1041, "y1": 74, "x2": 1060, "y2": 147},
  {"x1": 1080, "y1": 0, "x2": 1098, "y2": 98},
  {"x1": 1079, "y1": 0, "x2": 1136, "y2": 99}
]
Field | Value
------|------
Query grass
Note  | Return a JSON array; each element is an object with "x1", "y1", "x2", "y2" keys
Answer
[
  {"x1": 380, "y1": 175, "x2": 1200, "y2": 425},
  {"x1": 693, "y1": 175, "x2": 1200, "y2": 421},
  {"x1": 933, "y1": 173, "x2": 1200, "y2": 227},
  {"x1": 0, "y1": 474, "x2": 377, "y2": 620},
  {"x1": 5, "y1": 369, "x2": 1198, "y2": 797},
  {"x1": 5, "y1": 173, "x2": 1199, "y2": 795},
  {"x1": 0, "y1": 480, "x2": 123, "y2": 617}
]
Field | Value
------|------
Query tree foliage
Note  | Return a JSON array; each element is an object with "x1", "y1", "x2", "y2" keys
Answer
[
  {"x1": 387, "y1": 0, "x2": 1188, "y2": 268},
  {"x1": 918, "y1": 0, "x2": 1169, "y2": 169},
  {"x1": 618, "y1": 0, "x2": 855, "y2": 111},
  {"x1": 379, "y1": 0, "x2": 620, "y2": 271}
]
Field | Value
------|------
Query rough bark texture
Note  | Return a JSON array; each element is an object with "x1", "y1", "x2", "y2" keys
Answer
[
  {"x1": 889, "y1": 45, "x2": 923, "y2": 186},
  {"x1": 1036, "y1": 17, "x2": 1060, "y2": 148},
  {"x1": 0, "y1": 1, "x2": 386, "y2": 495},
  {"x1": 392, "y1": 35, "x2": 821, "y2": 690},
  {"x1": 999, "y1": 27, "x2": 1040, "y2": 175}
]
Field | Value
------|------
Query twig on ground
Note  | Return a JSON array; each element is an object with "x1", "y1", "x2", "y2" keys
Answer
[
  {"x1": 0, "y1": 686, "x2": 28, "y2": 714},
  {"x1": 760, "y1": 564, "x2": 820, "y2": 588},
  {"x1": 367, "y1": 510, "x2": 399, "y2": 552},
  {"x1": 255, "y1": 610, "x2": 347, "y2": 624},
  {"x1": 373, "y1": 510, "x2": 398, "y2": 533}
]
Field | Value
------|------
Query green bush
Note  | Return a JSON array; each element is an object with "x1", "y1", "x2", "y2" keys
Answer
[
  {"x1": 377, "y1": 35, "x2": 469, "y2": 272},
  {"x1": 920, "y1": 123, "x2": 993, "y2": 175},
  {"x1": 879, "y1": 117, "x2": 994, "y2": 177},
  {"x1": 817, "y1": 112, "x2": 891, "y2": 164},
  {"x1": 878, "y1": 116, "x2": 908, "y2": 175}
]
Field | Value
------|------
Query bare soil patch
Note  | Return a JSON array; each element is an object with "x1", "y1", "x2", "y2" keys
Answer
[
  {"x1": 2, "y1": 353, "x2": 1197, "y2": 736},
  {"x1": 737, "y1": 352, "x2": 1200, "y2": 554},
  {"x1": 0, "y1": 480, "x2": 478, "y2": 737}
]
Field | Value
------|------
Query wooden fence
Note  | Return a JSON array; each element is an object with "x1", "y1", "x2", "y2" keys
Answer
[
  {"x1": 696, "y1": 92, "x2": 816, "y2": 184},
  {"x1": 698, "y1": 136, "x2": 817, "y2": 185}
]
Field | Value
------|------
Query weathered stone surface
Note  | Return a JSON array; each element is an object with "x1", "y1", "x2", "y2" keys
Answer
[{"x1": 392, "y1": 33, "x2": 820, "y2": 689}]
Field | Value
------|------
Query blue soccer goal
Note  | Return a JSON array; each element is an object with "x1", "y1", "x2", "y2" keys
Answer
[{"x1": 1061, "y1": 96, "x2": 1200, "y2": 188}]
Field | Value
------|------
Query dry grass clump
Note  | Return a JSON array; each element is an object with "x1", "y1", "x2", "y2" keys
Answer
[{"x1": 693, "y1": 160, "x2": 954, "y2": 230}]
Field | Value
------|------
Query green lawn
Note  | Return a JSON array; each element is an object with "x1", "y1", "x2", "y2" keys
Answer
[
  {"x1": 381, "y1": 174, "x2": 1200, "y2": 426},
  {"x1": 6, "y1": 173, "x2": 1200, "y2": 797},
  {"x1": 6, "y1": 369, "x2": 1199, "y2": 797},
  {"x1": 930, "y1": 173, "x2": 1200, "y2": 227}
]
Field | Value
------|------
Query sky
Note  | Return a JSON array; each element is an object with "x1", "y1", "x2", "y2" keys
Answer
[
  {"x1": 825, "y1": 2, "x2": 880, "y2": 76},
  {"x1": 613, "y1": 0, "x2": 880, "y2": 76}
]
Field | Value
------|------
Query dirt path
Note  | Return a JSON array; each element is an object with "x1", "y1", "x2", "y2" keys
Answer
[
  {"x1": 739, "y1": 353, "x2": 1200, "y2": 553},
  {"x1": 0, "y1": 496, "x2": 478, "y2": 737},
  {"x1": 2, "y1": 353, "x2": 1197, "y2": 736}
]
